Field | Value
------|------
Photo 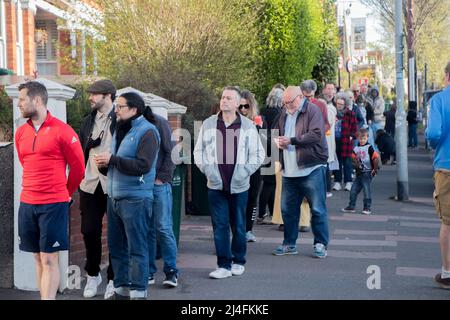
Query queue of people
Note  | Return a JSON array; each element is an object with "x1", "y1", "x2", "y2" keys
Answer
[{"x1": 15, "y1": 62, "x2": 450, "y2": 300}]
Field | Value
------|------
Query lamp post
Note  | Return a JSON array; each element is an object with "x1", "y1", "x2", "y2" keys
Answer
[{"x1": 394, "y1": 0, "x2": 409, "y2": 200}]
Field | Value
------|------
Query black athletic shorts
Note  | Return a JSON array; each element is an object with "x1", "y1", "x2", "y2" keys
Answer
[{"x1": 18, "y1": 202, "x2": 69, "y2": 253}]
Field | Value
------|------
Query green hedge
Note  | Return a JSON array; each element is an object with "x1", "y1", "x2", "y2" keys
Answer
[
  {"x1": 0, "y1": 87, "x2": 13, "y2": 142},
  {"x1": 66, "y1": 82, "x2": 92, "y2": 134}
]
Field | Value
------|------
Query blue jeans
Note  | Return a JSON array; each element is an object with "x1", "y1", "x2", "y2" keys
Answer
[
  {"x1": 149, "y1": 183, "x2": 178, "y2": 276},
  {"x1": 281, "y1": 166, "x2": 329, "y2": 247},
  {"x1": 107, "y1": 197, "x2": 152, "y2": 291},
  {"x1": 348, "y1": 172, "x2": 372, "y2": 209},
  {"x1": 408, "y1": 123, "x2": 418, "y2": 147},
  {"x1": 371, "y1": 121, "x2": 383, "y2": 134},
  {"x1": 334, "y1": 152, "x2": 353, "y2": 184},
  {"x1": 208, "y1": 189, "x2": 248, "y2": 270},
  {"x1": 368, "y1": 125, "x2": 378, "y2": 152}
]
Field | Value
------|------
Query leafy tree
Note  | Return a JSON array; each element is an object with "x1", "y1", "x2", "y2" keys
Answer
[
  {"x1": 76, "y1": 0, "x2": 339, "y2": 115},
  {"x1": 311, "y1": 0, "x2": 339, "y2": 93},
  {"x1": 0, "y1": 87, "x2": 13, "y2": 141},
  {"x1": 88, "y1": 0, "x2": 258, "y2": 123},
  {"x1": 360, "y1": 0, "x2": 450, "y2": 86},
  {"x1": 66, "y1": 82, "x2": 93, "y2": 134},
  {"x1": 254, "y1": 0, "x2": 337, "y2": 101}
]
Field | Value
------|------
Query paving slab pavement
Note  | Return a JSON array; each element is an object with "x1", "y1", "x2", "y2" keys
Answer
[{"x1": 1, "y1": 136, "x2": 448, "y2": 301}]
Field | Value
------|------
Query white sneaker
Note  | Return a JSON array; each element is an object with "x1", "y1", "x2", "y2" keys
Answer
[
  {"x1": 326, "y1": 192, "x2": 333, "y2": 198},
  {"x1": 130, "y1": 290, "x2": 148, "y2": 300},
  {"x1": 83, "y1": 274, "x2": 102, "y2": 298},
  {"x1": 209, "y1": 268, "x2": 232, "y2": 279},
  {"x1": 313, "y1": 243, "x2": 327, "y2": 259},
  {"x1": 104, "y1": 280, "x2": 115, "y2": 300},
  {"x1": 246, "y1": 231, "x2": 256, "y2": 242},
  {"x1": 231, "y1": 264, "x2": 245, "y2": 276},
  {"x1": 332, "y1": 182, "x2": 342, "y2": 191},
  {"x1": 345, "y1": 182, "x2": 352, "y2": 191}
]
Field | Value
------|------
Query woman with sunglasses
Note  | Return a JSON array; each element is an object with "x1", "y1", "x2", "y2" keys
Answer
[{"x1": 238, "y1": 90, "x2": 264, "y2": 243}]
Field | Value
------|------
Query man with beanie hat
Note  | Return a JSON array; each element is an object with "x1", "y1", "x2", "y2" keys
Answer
[{"x1": 78, "y1": 79, "x2": 117, "y2": 298}]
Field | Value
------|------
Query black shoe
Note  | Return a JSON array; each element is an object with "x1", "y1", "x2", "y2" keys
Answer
[
  {"x1": 434, "y1": 273, "x2": 450, "y2": 289},
  {"x1": 163, "y1": 270, "x2": 178, "y2": 288},
  {"x1": 106, "y1": 292, "x2": 130, "y2": 300},
  {"x1": 278, "y1": 224, "x2": 284, "y2": 231},
  {"x1": 299, "y1": 226, "x2": 310, "y2": 233}
]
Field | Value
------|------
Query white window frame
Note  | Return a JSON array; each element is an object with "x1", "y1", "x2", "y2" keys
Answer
[
  {"x1": 0, "y1": 0, "x2": 7, "y2": 69},
  {"x1": 15, "y1": 0, "x2": 24, "y2": 75},
  {"x1": 35, "y1": 19, "x2": 58, "y2": 75}
]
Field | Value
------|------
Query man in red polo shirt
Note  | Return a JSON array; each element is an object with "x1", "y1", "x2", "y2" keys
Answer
[{"x1": 15, "y1": 81, "x2": 85, "y2": 299}]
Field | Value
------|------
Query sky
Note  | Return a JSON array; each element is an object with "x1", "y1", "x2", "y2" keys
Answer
[{"x1": 338, "y1": 0, "x2": 382, "y2": 44}]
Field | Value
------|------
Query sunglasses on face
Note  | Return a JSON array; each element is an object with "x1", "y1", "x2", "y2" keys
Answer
[{"x1": 239, "y1": 104, "x2": 250, "y2": 110}]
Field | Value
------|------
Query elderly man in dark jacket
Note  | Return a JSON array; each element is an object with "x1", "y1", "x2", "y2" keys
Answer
[{"x1": 272, "y1": 86, "x2": 329, "y2": 259}]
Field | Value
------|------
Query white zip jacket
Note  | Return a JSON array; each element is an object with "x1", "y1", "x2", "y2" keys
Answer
[{"x1": 194, "y1": 113, "x2": 265, "y2": 194}]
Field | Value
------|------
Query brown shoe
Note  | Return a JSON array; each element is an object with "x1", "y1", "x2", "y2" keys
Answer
[{"x1": 434, "y1": 273, "x2": 450, "y2": 289}]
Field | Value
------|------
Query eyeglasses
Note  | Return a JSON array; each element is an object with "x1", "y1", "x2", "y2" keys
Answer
[
  {"x1": 283, "y1": 95, "x2": 300, "y2": 106},
  {"x1": 115, "y1": 104, "x2": 129, "y2": 110},
  {"x1": 239, "y1": 104, "x2": 250, "y2": 110}
]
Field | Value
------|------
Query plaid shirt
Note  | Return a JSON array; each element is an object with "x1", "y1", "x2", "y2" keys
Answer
[{"x1": 338, "y1": 109, "x2": 357, "y2": 158}]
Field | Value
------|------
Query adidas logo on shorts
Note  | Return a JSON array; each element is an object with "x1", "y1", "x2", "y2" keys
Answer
[{"x1": 52, "y1": 241, "x2": 60, "y2": 248}]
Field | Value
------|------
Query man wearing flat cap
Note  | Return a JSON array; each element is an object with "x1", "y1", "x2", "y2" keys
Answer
[{"x1": 78, "y1": 79, "x2": 117, "y2": 299}]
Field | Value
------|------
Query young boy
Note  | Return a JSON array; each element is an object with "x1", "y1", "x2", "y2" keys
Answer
[{"x1": 342, "y1": 128, "x2": 380, "y2": 214}]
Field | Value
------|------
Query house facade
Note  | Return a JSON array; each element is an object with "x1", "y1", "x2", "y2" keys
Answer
[{"x1": 1, "y1": 0, "x2": 99, "y2": 77}]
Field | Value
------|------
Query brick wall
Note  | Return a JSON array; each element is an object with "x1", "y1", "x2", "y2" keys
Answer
[
  {"x1": 21, "y1": 8, "x2": 35, "y2": 76},
  {"x1": 168, "y1": 114, "x2": 192, "y2": 201},
  {"x1": 0, "y1": 144, "x2": 14, "y2": 288},
  {"x1": 69, "y1": 191, "x2": 109, "y2": 271},
  {"x1": 5, "y1": 1, "x2": 17, "y2": 72},
  {"x1": 58, "y1": 30, "x2": 72, "y2": 76}
]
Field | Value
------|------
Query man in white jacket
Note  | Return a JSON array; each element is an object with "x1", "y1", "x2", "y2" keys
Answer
[{"x1": 194, "y1": 86, "x2": 264, "y2": 279}]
